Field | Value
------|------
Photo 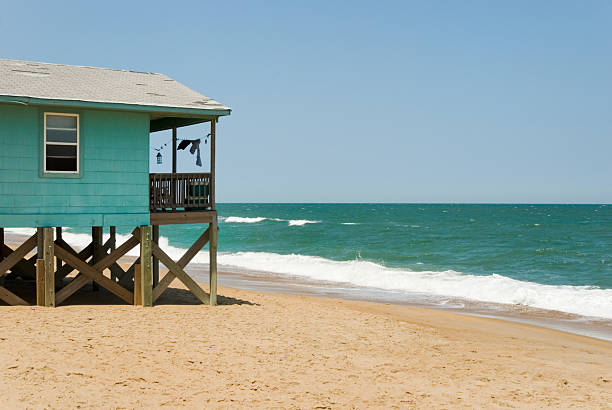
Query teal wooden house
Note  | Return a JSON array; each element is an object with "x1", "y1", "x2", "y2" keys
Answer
[{"x1": 0, "y1": 59, "x2": 231, "y2": 307}]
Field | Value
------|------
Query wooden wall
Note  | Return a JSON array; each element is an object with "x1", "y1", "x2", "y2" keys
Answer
[{"x1": 0, "y1": 103, "x2": 150, "y2": 227}]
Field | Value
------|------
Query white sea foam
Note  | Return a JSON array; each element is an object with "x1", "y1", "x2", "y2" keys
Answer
[
  {"x1": 5, "y1": 227, "x2": 611, "y2": 319},
  {"x1": 224, "y1": 216, "x2": 268, "y2": 223},
  {"x1": 217, "y1": 251, "x2": 612, "y2": 319},
  {"x1": 288, "y1": 220, "x2": 320, "y2": 226},
  {"x1": 341, "y1": 222, "x2": 359, "y2": 225}
]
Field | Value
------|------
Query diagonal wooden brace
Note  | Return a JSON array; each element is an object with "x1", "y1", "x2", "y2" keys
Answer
[
  {"x1": 152, "y1": 227, "x2": 210, "y2": 302},
  {"x1": 151, "y1": 242, "x2": 209, "y2": 304},
  {"x1": 0, "y1": 232, "x2": 38, "y2": 277},
  {"x1": 0, "y1": 286, "x2": 29, "y2": 306},
  {"x1": 54, "y1": 234, "x2": 140, "y2": 305}
]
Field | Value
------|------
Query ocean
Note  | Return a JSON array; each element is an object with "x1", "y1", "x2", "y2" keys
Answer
[{"x1": 6, "y1": 203, "x2": 611, "y2": 325}]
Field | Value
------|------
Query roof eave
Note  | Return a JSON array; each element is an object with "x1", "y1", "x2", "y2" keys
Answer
[{"x1": 0, "y1": 95, "x2": 231, "y2": 118}]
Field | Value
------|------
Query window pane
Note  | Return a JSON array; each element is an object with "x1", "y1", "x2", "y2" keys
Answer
[
  {"x1": 46, "y1": 115, "x2": 77, "y2": 129},
  {"x1": 47, "y1": 144, "x2": 77, "y2": 158},
  {"x1": 46, "y1": 157, "x2": 77, "y2": 172},
  {"x1": 47, "y1": 128, "x2": 77, "y2": 143}
]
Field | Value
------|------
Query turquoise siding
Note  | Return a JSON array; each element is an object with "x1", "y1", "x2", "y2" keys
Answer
[{"x1": 0, "y1": 103, "x2": 150, "y2": 227}]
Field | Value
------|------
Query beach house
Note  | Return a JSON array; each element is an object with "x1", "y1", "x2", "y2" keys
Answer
[{"x1": 0, "y1": 59, "x2": 230, "y2": 307}]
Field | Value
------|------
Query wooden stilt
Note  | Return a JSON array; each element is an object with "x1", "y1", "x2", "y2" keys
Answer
[
  {"x1": 55, "y1": 227, "x2": 63, "y2": 287},
  {"x1": 210, "y1": 119, "x2": 216, "y2": 210},
  {"x1": 139, "y1": 226, "x2": 152, "y2": 307},
  {"x1": 133, "y1": 263, "x2": 142, "y2": 306},
  {"x1": 36, "y1": 259, "x2": 45, "y2": 306},
  {"x1": 42, "y1": 227, "x2": 55, "y2": 307},
  {"x1": 209, "y1": 216, "x2": 218, "y2": 306},
  {"x1": 92, "y1": 226, "x2": 103, "y2": 292},
  {"x1": 109, "y1": 226, "x2": 117, "y2": 280},
  {"x1": 152, "y1": 225, "x2": 159, "y2": 287},
  {"x1": 37, "y1": 227, "x2": 43, "y2": 260}
]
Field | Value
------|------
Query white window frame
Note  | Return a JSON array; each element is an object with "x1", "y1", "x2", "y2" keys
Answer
[{"x1": 43, "y1": 112, "x2": 80, "y2": 174}]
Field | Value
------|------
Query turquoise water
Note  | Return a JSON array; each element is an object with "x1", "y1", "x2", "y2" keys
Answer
[
  {"x1": 167, "y1": 204, "x2": 611, "y2": 288},
  {"x1": 63, "y1": 204, "x2": 612, "y2": 319}
]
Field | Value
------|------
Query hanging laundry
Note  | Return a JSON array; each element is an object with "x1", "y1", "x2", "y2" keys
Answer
[{"x1": 177, "y1": 138, "x2": 203, "y2": 167}]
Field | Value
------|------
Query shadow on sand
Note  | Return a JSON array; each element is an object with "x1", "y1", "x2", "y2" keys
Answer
[{"x1": 0, "y1": 278, "x2": 256, "y2": 307}]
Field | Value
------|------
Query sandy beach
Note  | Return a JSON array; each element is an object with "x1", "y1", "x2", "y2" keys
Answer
[{"x1": 0, "y1": 279, "x2": 610, "y2": 409}]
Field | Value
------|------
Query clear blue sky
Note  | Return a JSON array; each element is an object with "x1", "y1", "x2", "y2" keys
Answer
[{"x1": 2, "y1": 1, "x2": 611, "y2": 203}]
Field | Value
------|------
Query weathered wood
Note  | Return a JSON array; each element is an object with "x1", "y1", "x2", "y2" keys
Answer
[
  {"x1": 37, "y1": 227, "x2": 43, "y2": 259},
  {"x1": 0, "y1": 286, "x2": 29, "y2": 306},
  {"x1": 150, "y1": 210, "x2": 216, "y2": 226},
  {"x1": 55, "y1": 273, "x2": 86, "y2": 305},
  {"x1": 92, "y1": 226, "x2": 103, "y2": 292},
  {"x1": 0, "y1": 232, "x2": 37, "y2": 277},
  {"x1": 54, "y1": 245, "x2": 133, "y2": 304},
  {"x1": 54, "y1": 231, "x2": 139, "y2": 305},
  {"x1": 0, "y1": 244, "x2": 36, "y2": 279},
  {"x1": 151, "y1": 242, "x2": 208, "y2": 304},
  {"x1": 140, "y1": 226, "x2": 152, "y2": 307},
  {"x1": 42, "y1": 227, "x2": 55, "y2": 307},
  {"x1": 36, "y1": 259, "x2": 45, "y2": 306},
  {"x1": 118, "y1": 258, "x2": 139, "y2": 287},
  {"x1": 209, "y1": 217, "x2": 218, "y2": 306},
  {"x1": 172, "y1": 127, "x2": 177, "y2": 174},
  {"x1": 109, "y1": 226, "x2": 117, "y2": 280},
  {"x1": 54, "y1": 241, "x2": 93, "y2": 280},
  {"x1": 152, "y1": 227, "x2": 210, "y2": 302},
  {"x1": 55, "y1": 228, "x2": 62, "y2": 271},
  {"x1": 149, "y1": 173, "x2": 211, "y2": 212},
  {"x1": 152, "y1": 225, "x2": 159, "y2": 287},
  {"x1": 210, "y1": 118, "x2": 216, "y2": 210},
  {"x1": 133, "y1": 263, "x2": 142, "y2": 306}
]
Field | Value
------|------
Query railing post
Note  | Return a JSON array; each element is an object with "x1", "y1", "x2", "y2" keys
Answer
[{"x1": 210, "y1": 119, "x2": 215, "y2": 210}]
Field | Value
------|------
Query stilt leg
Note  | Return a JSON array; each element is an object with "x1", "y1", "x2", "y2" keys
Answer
[
  {"x1": 152, "y1": 225, "x2": 159, "y2": 287},
  {"x1": 209, "y1": 216, "x2": 218, "y2": 306},
  {"x1": 42, "y1": 227, "x2": 55, "y2": 307},
  {"x1": 92, "y1": 226, "x2": 103, "y2": 291},
  {"x1": 36, "y1": 259, "x2": 45, "y2": 306},
  {"x1": 139, "y1": 226, "x2": 152, "y2": 307},
  {"x1": 109, "y1": 226, "x2": 117, "y2": 280}
]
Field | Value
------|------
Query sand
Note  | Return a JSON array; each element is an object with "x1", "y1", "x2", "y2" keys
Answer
[{"x1": 0, "y1": 280, "x2": 610, "y2": 409}]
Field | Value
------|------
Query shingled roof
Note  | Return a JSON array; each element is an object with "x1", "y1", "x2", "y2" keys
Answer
[{"x1": 0, "y1": 59, "x2": 230, "y2": 115}]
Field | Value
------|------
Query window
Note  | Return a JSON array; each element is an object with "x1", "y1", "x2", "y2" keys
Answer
[{"x1": 44, "y1": 113, "x2": 79, "y2": 173}]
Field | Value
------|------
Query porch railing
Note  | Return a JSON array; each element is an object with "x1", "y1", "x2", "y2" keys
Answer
[{"x1": 149, "y1": 173, "x2": 212, "y2": 212}]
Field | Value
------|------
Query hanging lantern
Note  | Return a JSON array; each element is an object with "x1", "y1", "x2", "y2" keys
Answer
[{"x1": 156, "y1": 152, "x2": 163, "y2": 164}]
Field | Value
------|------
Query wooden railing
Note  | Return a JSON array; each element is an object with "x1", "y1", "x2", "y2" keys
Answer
[{"x1": 150, "y1": 173, "x2": 212, "y2": 212}]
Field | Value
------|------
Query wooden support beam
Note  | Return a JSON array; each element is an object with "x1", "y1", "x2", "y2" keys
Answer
[
  {"x1": 109, "y1": 226, "x2": 117, "y2": 280},
  {"x1": 36, "y1": 259, "x2": 45, "y2": 306},
  {"x1": 152, "y1": 226, "x2": 211, "y2": 302},
  {"x1": 42, "y1": 227, "x2": 55, "y2": 307},
  {"x1": 0, "y1": 286, "x2": 28, "y2": 306},
  {"x1": 210, "y1": 118, "x2": 216, "y2": 210},
  {"x1": 133, "y1": 263, "x2": 142, "y2": 306},
  {"x1": 54, "y1": 241, "x2": 93, "y2": 280},
  {"x1": 0, "y1": 232, "x2": 37, "y2": 277},
  {"x1": 139, "y1": 226, "x2": 153, "y2": 307},
  {"x1": 56, "y1": 228, "x2": 63, "y2": 271},
  {"x1": 54, "y1": 245, "x2": 134, "y2": 305},
  {"x1": 150, "y1": 210, "x2": 216, "y2": 226},
  {"x1": 91, "y1": 226, "x2": 103, "y2": 292},
  {"x1": 152, "y1": 225, "x2": 159, "y2": 287},
  {"x1": 54, "y1": 231, "x2": 139, "y2": 305},
  {"x1": 172, "y1": 127, "x2": 177, "y2": 174},
  {"x1": 209, "y1": 217, "x2": 218, "y2": 306},
  {"x1": 151, "y1": 242, "x2": 208, "y2": 304}
]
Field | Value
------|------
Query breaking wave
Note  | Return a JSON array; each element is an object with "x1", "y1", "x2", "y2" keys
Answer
[{"x1": 5, "y1": 228, "x2": 611, "y2": 320}]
